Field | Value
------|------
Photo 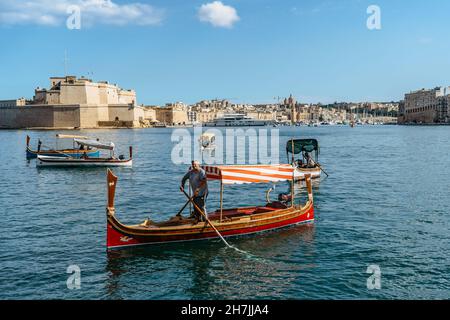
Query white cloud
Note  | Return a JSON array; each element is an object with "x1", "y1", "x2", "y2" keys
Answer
[
  {"x1": 0, "y1": 0, "x2": 165, "y2": 27},
  {"x1": 198, "y1": 1, "x2": 239, "y2": 28}
]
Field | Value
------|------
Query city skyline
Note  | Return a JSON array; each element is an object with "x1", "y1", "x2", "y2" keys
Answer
[{"x1": 1, "y1": 0, "x2": 450, "y2": 105}]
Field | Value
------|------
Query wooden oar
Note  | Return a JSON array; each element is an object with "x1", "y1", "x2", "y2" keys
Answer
[
  {"x1": 310, "y1": 157, "x2": 329, "y2": 177},
  {"x1": 38, "y1": 142, "x2": 71, "y2": 157},
  {"x1": 180, "y1": 188, "x2": 233, "y2": 248},
  {"x1": 176, "y1": 194, "x2": 193, "y2": 217}
]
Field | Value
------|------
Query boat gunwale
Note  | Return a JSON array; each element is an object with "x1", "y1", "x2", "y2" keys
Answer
[
  {"x1": 107, "y1": 200, "x2": 313, "y2": 237},
  {"x1": 26, "y1": 146, "x2": 100, "y2": 155},
  {"x1": 37, "y1": 155, "x2": 132, "y2": 164},
  {"x1": 295, "y1": 167, "x2": 321, "y2": 172}
]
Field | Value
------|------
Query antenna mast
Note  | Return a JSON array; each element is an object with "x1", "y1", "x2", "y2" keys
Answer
[{"x1": 64, "y1": 50, "x2": 69, "y2": 76}]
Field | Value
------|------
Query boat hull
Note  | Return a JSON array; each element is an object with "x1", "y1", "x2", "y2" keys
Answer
[
  {"x1": 37, "y1": 155, "x2": 132, "y2": 167},
  {"x1": 294, "y1": 167, "x2": 321, "y2": 180},
  {"x1": 106, "y1": 203, "x2": 314, "y2": 249},
  {"x1": 26, "y1": 147, "x2": 100, "y2": 159}
]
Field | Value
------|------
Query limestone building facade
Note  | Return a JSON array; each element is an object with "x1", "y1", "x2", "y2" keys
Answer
[
  {"x1": 399, "y1": 87, "x2": 450, "y2": 124},
  {"x1": 0, "y1": 76, "x2": 144, "y2": 129}
]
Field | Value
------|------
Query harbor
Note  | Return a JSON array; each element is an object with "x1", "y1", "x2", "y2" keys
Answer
[
  {"x1": 0, "y1": 76, "x2": 398, "y2": 130},
  {"x1": 1, "y1": 0, "x2": 450, "y2": 306},
  {"x1": 1, "y1": 125, "x2": 449, "y2": 299}
]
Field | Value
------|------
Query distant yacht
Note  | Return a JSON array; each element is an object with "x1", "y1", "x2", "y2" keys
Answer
[{"x1": 204, "y1": 114, "x2": 273, "y2": 127}]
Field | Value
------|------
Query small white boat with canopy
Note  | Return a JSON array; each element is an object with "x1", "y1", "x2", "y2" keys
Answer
[
  {"x1": 26, "y1": 134, "x2": 100, "y2": 159},
  {"x1": 287, "y1": 139, "x2": 325, "y2": 180},
  {"x1": 36, "y1": 139, "x2": 132, "y2": 167}
]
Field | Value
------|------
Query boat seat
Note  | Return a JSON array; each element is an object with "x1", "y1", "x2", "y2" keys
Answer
[
  {"x1": 208, "y1": 206, "x2": 280, "y2": 220},
  {"x1": 208, "y1": 208, "x2": 251, "y2": 220},
  {"x1": 267, "y1": 201, "x2": 289, "y2": 209},
  {"x1": 253, "y1": 206, "x2": 281, "y2": 214}
]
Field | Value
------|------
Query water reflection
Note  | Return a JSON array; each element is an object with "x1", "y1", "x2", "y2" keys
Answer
[
  {"x1": 105, "y1": 224, "x2": 315, "y2": 299},
  {"x1": 7, "y1": 126, "x2": 448, "y2": 299}
]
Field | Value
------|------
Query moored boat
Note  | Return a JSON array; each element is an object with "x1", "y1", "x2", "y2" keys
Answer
[
  {"x1": 204, "y1": 114, "x2": 274, "y2": 127},
  {"x1": 286, "y1": 138, "x2": 322, "y2": 181},
  {"x1": 106, "y1": 164, "x2": 314, "y2": 249},
  {"x1": 26, "y1": 134, "x2": 100, "y2": 159},
  {"x1": 37, "y1": 139, "x2": 132, "y2": 167}
]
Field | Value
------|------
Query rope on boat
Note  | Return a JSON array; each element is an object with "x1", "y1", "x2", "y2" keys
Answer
[{"x1": 180, "y1": 188, "x2": 248, "y2": 254}]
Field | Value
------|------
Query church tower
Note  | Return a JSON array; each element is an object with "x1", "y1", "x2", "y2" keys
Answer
[{"x1": 289, "y1": 94, "x2": 296, "y2": 125}]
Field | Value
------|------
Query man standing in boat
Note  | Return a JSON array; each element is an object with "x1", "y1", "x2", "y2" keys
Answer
[
  {"x1": 303, "y1": 151, "x2": 315, "y2": 168},
  {"x1": 180, "y1": 160, "x2": 208, "y2": 222}
]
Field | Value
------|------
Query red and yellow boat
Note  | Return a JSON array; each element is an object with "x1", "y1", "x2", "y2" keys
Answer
[{"x1": 106, "y1": 164, "x2": 314, "y2": 250}]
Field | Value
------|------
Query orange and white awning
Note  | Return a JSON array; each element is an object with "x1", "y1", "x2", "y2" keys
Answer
[{"x1": 202, "y1": 164, "x2": 294, "y2": 184}]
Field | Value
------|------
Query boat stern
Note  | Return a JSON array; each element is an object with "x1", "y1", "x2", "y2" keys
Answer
[
  {"x1": 106, "y1": 169, "x2": 140, "y2": 249},
  {"x1": 106, "y1": 216, "x2": 142, "y2": 249},
  {"x1": 26, "y1": 148, "x2": 37, "y2": 159}
]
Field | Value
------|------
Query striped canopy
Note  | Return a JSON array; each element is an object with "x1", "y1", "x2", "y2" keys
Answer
[{"x1": 202, "y1": 164, "x2": 294, "y2": 185}]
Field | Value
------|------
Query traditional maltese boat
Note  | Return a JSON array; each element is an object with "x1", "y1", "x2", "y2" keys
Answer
[
  {"x1": 286, "y1": 139, "x2": 323, "y2": 180},
  {"x1": 26, "y1": 134, "x2": 100, "y2": 159},
  {"x1": 37, "y1": 139, "x2": 132, "y2": 167},
  {"x1": 106, "y1": 164, "x2": 314, "y2": 249}
]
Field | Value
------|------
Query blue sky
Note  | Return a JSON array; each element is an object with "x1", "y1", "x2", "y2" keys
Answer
[{"x1": 1, "y1": 0, "x2": 450, "y2": 105}]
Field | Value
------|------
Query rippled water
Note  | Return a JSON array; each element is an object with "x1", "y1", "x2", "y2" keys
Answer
[{"x1": 0, "y1": 126, "x2": 449, "y2": 299}]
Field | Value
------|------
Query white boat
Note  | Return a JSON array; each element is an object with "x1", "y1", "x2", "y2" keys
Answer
[
  {"x1": 286, "y1": 139, "x2": 323, "y2": 181},
  {"x1": 37, "y1": 139, "x2": 132, "y2": 167},
  {"x1": 204, "y1": 114, "x2": 273, "y2": 127},
  {"x1": 293, "y1": 166, "x2": 321, "y2": 180}
]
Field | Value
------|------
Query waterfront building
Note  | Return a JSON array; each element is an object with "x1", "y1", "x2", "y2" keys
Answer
[
  {"x1": 151, "y1": 103, "x2": 190, "y2": 126},
  {"x1": 33, "y1": 76, "x2": 136, "y2": 106},
  {"x1": 195, "y1": 111, "x2": 220, "y2": 124},
  {"x1": 246, "y1": 111, "x2": 276, "y2": 121},
  {"x1": 0, "y1": 76, "x2": 145, "y2": 129},
  {"x1": 399, "y1": 87, "x2": 450, "y2": 124},
  {"x1": 295, "y1": 104, "x2": 312, "y2": 122},
  {"x1": 193, "y1": 99, "x2": 230, "y2": 110},
  {"x1": 142, "y1": 106, "x2": 158, "y2": 124},
  {"x1": 187, "y1": 110, "x2": 197, "y2": 124},
  {"x1": 0, "y1": 98, "x2": 27, "y2": 108}
]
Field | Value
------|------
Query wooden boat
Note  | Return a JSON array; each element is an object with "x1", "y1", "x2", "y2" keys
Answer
[
  {"x1": 286, "y1": 139, "x2": 322, "y2": 180},
  {"x1": 26, "y1": 134, "x2": 100, "y2": 159},
  {"x1": 37, "y1": 139, "x2": 132, "y2": 167},
  {"x1": 106, "y1": 165, "x2": 314, "y2": 249}
]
